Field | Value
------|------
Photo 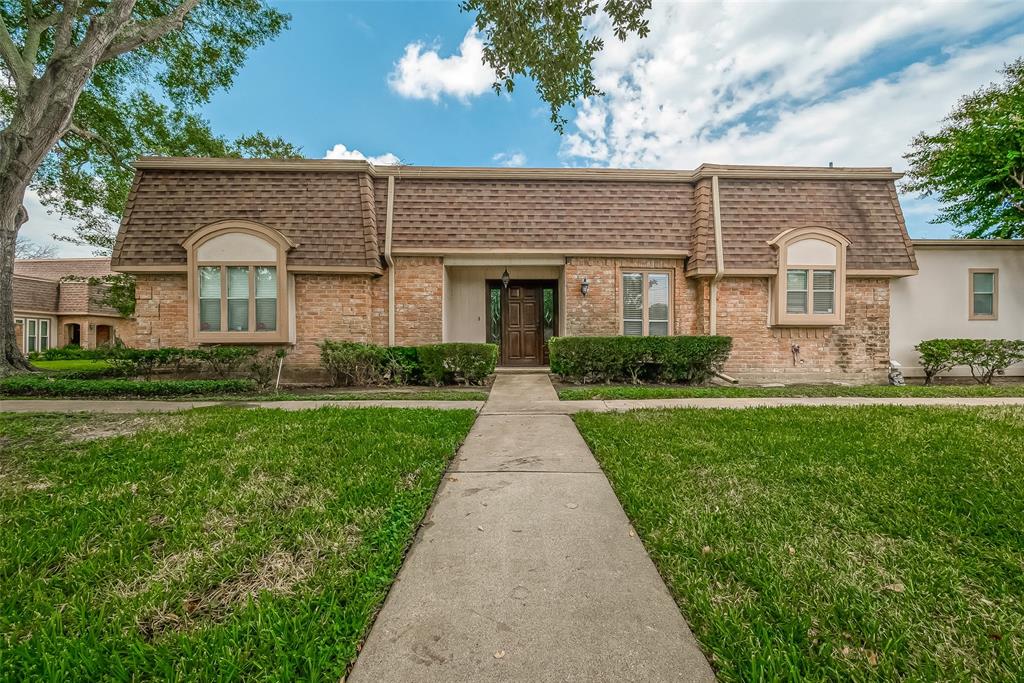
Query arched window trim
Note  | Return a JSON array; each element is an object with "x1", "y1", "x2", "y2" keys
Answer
[
  {"x1": 769, "y1": 226, "x2": 849, "y2": 327},
  {"x1": 183, "y1": 220, "x2": 292, "y2": 344}
]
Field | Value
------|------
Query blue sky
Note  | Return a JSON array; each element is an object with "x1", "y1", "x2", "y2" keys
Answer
[{"x1": 22, "y1": 1, "x2": 1024, "y2": 255}]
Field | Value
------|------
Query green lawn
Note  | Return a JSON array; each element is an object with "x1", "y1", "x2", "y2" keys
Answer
[
  {"x1": 559, "y1": 383, "x2": 1024, "y2": 400},
  {"x1": 574, "y1": 406, "x2": 1024, "y2": 681},
  {"x1": 240, "y1": 389, "x2": 489, "y2": 402},
  {"x1": 0, "y1": 407, "x2": 476, "y2": 680},
  {"x1": 31, "y1": 359, "x2": 112, "y2": 372}
]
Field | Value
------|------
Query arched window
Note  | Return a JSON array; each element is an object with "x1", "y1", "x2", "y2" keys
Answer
[
  {"x1": 182, "y1": 220, "x2": 293, "y2": 342},
  {"x1": 768, "y1": 227, "x2": 849, "y2": 326}
]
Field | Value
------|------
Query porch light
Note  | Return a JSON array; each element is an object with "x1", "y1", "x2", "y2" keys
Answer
[
  {"x1": 581, "y1": 277, "x2": 590, "y2": 296},
  {"x1": 501, "y1": 268, "x2": 510, "y2": 288}
]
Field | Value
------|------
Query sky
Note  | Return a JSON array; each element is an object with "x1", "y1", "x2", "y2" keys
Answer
[{"x1": 21, "y1": 0, "x2": 1024, "y2": 256}]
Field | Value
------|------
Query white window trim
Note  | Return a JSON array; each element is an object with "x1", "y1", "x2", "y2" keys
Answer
[
  {"x1": 968, "y1": 268, "x2": 998, "y2": 321},
  {"x1": 768, "y1": 227, "x2": 849, "y2": 327},
  {"x1": 619, "y1": 269, "x2": 674, "y2": 336}
]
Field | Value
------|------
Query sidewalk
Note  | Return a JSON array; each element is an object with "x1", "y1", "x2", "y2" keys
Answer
[{"x1": 348, "y1": 373, "x2": 715, "y2": 682}]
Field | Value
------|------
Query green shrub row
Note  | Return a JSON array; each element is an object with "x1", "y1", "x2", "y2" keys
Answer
[
  {"x1": 29, "y1": 345, "x2": 113, "y2": 361},
  {"x1": 549, "y1": 335, "x2": 733, "y2": 384},
  {"x1": 916, "y1": 338, "x2": 1024, "y2": 384},
  {"x1": 0, "y1": 376, "x2": 255, "y2": 398},
  {"x1": 320, "y1": 341, "x2": 497, "y2": 386}
]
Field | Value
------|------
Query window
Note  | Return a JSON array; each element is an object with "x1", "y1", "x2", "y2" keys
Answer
[
  {"x1": 21, "y1": 317, "x2": 50, "y2": 353},
  {"x1": 622, "y1": 271, "x2": 671, "y2": 336},
  {"x1": 969, "y1": 269, "x2": 998, "y2": 320},
  {"x1": 183, "y1": 221, "x2": 292, "y2": 343},
  {"x1": 769, "y1": 227, "x2": 849, "y2": 326}
]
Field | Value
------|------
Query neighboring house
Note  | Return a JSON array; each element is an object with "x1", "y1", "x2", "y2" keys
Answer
[
  {"x1": 13, "y1": 258, "x2": 126, "y2": 353},
  {"x1": 111, "y1": 157, "x2": 920, "y2": 382},
  {"x1": 891, "y1": 239, "x2": 1024, "y2": 377}
]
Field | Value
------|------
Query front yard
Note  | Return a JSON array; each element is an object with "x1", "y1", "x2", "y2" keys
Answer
[
  {"x1": 574, "y1": 406, "x2": 1024, "y2": 681},
  {"x1": 0, "y1": 407, "x2": 476, "y2": 680}
]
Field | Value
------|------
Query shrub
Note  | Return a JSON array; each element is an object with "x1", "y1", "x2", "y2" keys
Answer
[
  {"x1": 915, "y1": 339, "x2": 959, "y2": 385},
  {"x1": 416, "y1": 343, "x2": 498, "y2": 385},
  {"x1": 0, "y1": 376, "x2": 254, "y2": 398},
  {"x1": 201, "y1": 345, "x2": 260, "y2": 378},
  {"x1": 549, "y1": 336, "x2": 733, "y2": 384},
  {"x1": 319, "y1": 341, "x2": 391, "y2": 386},
  {"x1": 384, "y1": 346, "x2": 422, "y2": 385},
  {"x1": 30, "y1": 345, "x2": 111, "y2": 361},
  {"x1": 248, "y1": 349, "x2": 289, "y2": 392}
]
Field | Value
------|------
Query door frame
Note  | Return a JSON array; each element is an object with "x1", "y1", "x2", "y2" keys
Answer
[{"x1": 485, "y1": 279, "x2": 559, "y2": 367}]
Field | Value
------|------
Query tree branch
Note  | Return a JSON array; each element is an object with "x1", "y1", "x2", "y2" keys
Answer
[
  {"x1": 21, "y1": 8, "x2": 62, "y2": 72},
  {"x1": 100, "y1": 0, "x2": 202, "y2": 62},
  {"x1": 0, "y1": 14, "x2": 29, "y2": 95},
  {"x1": 66, "y1": 121, "x2": 133, "y2": 172},
  {"x1": 52, "y1": 0, "x2": 83, "y2": 60}
]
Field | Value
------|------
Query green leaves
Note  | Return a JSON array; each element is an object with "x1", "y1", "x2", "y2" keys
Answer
[
  {"x1": 903, "y1": 59, "x2": 1024, "y2": 238},
  {"x1": 461, "y1": 0, "x2": 651, "y2": 131}
]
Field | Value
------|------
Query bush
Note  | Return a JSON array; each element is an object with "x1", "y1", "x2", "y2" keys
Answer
[
  {"x1": 549, "y1": 336, "x2": 733, "y2": 384},
  {"x1": 384, "y1": 346, "x2": 422, "y2": 385},
  {"x1": 248, "y1": 349, "x2": 288, "y2": 391},
  {"x1": 915, "y1": 339, "x2": 959, "y2": 385},
  {"x1": 417, "y1": 343, "x2": 498, "y2": 386},
  {"x1": 319, "y1": 341, "x2": 391, "y2": 386},
  {"x1": 916, "y1": 338, "x2": 1024, "y2": 384},
  {"x1": 30, "y1": 345, "x2": 111, "y2": 361},
  {"x1": 103, "y1": 345, "x2": 264, "y2": 380},
  {"x1": 0, "y1": 376, "x2": 255, "y2": 398}
]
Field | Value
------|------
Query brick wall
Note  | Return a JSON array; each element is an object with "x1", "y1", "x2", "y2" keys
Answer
[
  {"x1": 392, "y1": 256, "x2": 443, "y2": 345},
  {"x1": 715, "y1": 277, "x2": 890, "y2": 382},
  {"x1": 132, "y1": 274, "x2": 190, "y2": 348},
  {"x1": 563, "y1": 257, "x2": 694, "y2": 336},
  {"x1": 291, "y1": 273, "x2": 374, "y2": 367}
]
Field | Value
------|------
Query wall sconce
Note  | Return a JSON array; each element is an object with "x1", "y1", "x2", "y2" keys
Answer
[
  {"x1": 501, "y1": 268, "x2": 510, "y2": 288},
  {"x1": 580, "y1": 277, "x2": 590, "y2": 296}
]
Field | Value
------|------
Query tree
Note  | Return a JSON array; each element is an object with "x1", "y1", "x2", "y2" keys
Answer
[
  {"x1": 0, "y1": 1, "x2": 294, "y2": 372},
  {"x1": 15, "y1": 235, "x2": 56, "y2": 259},
  {"x1": 903, "y1": 58, "x2": 1024, "y2": 239}
]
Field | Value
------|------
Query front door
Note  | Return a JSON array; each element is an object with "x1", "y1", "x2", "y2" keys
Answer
[{"x1": 502, "y1": 283, "x2": 542, "y2": 366}]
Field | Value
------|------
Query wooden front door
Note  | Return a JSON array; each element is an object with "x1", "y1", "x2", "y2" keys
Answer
[{"x1": 502, "y1": 283, "x2": 543, "y2": 366}]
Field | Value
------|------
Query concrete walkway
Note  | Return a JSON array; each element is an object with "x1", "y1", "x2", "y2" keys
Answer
[{"x1": 348, "y1": 373, "x2": 715, "y2": 682}]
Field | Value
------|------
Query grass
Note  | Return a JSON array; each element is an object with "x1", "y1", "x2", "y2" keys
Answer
[
  {"x1": 235, "y1": 389, "x2": 489, "y2": 402},
  {"x1": 573, "y1": 406, "x2": 1024, "y2": 681},
  {"x1": 559, "y1": 383, "x2": 1024, "y2": 400},
  {"x1": 0, "y1": 407, "x2": 476, "y2": 680},
  {"x1": 30, "y1": 359, "x2": 112, "y2": 372}
]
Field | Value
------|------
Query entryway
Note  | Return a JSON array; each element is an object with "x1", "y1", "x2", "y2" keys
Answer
[{"x1": 486, "y1": 279, "x2": 557, "y2": 367}]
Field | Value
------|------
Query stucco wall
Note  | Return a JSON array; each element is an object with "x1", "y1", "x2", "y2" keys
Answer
[{"x1": 891, "y1": 246, "x2": 1024, "y2": 376}]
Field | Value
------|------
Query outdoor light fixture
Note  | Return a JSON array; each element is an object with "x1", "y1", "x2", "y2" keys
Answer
[
  {"x1": 581, "y1": 277, "x2": 590, "y2": 296},
  {"x1": 501, "y1": 268, "x2": 510, "y2": 288}
]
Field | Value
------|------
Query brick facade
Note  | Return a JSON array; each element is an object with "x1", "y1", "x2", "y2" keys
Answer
[
  {"x1": 714, "y1": 277, "x2": 890, "y2": 382},
  {"x1": 393, "y1": 256, "x2": 443, "y2": 345}
]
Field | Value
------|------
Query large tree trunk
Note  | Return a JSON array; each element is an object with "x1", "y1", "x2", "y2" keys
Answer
[{"x1": 0, "y1": 200, "x2": 32, "y2": 375}]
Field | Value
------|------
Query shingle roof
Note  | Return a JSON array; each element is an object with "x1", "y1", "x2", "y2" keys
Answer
[
  {"x1": 111, "y1": 158, "x2": 916, "y2": 273},
  {"x1": 14, "y1": 258, "x2": 112, "y2": 280}
]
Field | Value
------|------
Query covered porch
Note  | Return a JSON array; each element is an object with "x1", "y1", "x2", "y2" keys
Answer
[{"x1": 442, "y1": 257, "x2": 565, "y2": 367}]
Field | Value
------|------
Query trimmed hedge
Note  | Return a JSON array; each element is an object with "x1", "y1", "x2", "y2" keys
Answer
[
  {"x1": 0, "y1": 376, "x2": 255, "y2": 398},
  {"x1": 549, "y1": 335, "x2": 733, "y2": 384},
  {"x1": 29, "y1": 345, "x2": 112, "y2": 361},
  {"x1": 417, "y1": 343, "x2": 498, "y2": 386},
  {"x1": 319, "y1": 341, "x2": 497, "y2": 386},
  {"x1": 916, "y1": 338, "x2": 1024, "y2": 384}
]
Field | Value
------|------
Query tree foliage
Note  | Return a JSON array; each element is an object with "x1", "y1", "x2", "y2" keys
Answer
[
  {"x1": 462, "y1": 0, "x2": 651, "y2": 131},
  {"x1": 903, "y1": 59, "x2": 1024, "y2": 238}
]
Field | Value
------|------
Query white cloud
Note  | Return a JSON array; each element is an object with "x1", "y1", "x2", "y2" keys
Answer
[
  {"x1": 492, "y1": 151, "x2": 527, "y2": 167},
  {"x1": 17, "y1": 189, "x2": 97, "y2": 258},
  {"x1": 388, "y1": 28, "x2": 495, "y2": 102},
  {"x1": 558, "y1": 1, "x2": 1024, "y2": 235},
  {"x1": 323, "y1": 143, "x2": 401, "y2": 166}
]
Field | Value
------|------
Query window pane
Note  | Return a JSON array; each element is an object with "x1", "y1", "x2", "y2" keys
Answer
[
  {"x1": 255, "y1": 266, "x2": 277, "y2": 331},
  {"x1": 487, "y1": 286, "x2": 501, "y2": 346},
  {"x1": 648, "y1": 321, "x2": 669, "y2": 336},
  {"x1": 786, "y1": 291, "x2": 807, "y2": 314},
  {"x1": 622, "y1": 272, "x2": 643, "y2": 335},
  {"x1": 198, "y1": 266, "x2": 221, "y2": 298},
  {"x1": 39, "y1": 320, "x2": 49, "y2": 351},
  {"x1": 227, "y1": 266, "x2": 249, "y2": 298},
  {"x1": 200, "y1": 299, "x2": 221, "y2": 331},
  {"x1": 813, "y1": 291, "x2": 834, "y2": 314},
  {"x1": 972, "y1": 272, "x2": 994, "y2": 295},
  {"x1": 812, "y1": 270, "x2": 834, "y2": 292},
  {"x1": 542, "y1": 287, "x2": 555, "y2": 341},
  {"x1": 812, "y1": 270, "x2": 835, "y2": 314},
  {"x1": 648, "y1": 273, "x2": 669, "y2": 324},
  {"x1": 27, "y1": 319, "x2": 36, "y2": 352},
  {"x1": 787, "y1": 269, "x2": 808, "y2": 291},
  {"x1": 973, "y1": 293, "x2": 994, "y2": 317},
  {"x1": 227, "y1": 266, "x2": 249, "y2": 331}
]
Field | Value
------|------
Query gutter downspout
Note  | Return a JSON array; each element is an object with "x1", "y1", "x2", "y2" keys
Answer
[
  {"x1": 384, "y1": 175, "x2": 396, "y2": 346},
  {"x1": 709, "y1": 175, "x2": 725, "y2": 336}
]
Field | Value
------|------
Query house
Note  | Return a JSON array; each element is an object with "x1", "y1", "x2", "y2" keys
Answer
[
  {"x1": 13, "y1": 258, "x2": 128, "y2": 353},
  {"x1": 891, "y1": 239, "x2": 1024, "y2": 377},
  {"x1": 110, "y1": 157, "x2": 920, "y2": 382}
]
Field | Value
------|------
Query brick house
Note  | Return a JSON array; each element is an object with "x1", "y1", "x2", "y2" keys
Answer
[
  {"x1": 110, "y1": 157, "x2": 919, "y2": 382},
  {"x1": 13, "y1": 258, "x2": 129, "y2": 353}
]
